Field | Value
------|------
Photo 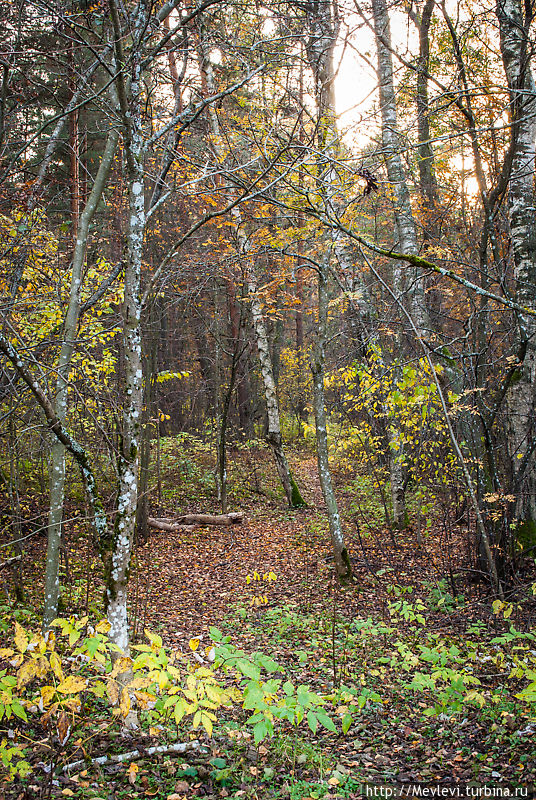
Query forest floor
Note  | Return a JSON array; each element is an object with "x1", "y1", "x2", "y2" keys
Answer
[{"x1": 4, "y1": 436, "x2": 536, "y2": 798}]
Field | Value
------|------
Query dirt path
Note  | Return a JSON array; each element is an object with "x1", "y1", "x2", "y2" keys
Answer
[{"x1": 133, "y1": 451, "x2": 469, "y2": 652}]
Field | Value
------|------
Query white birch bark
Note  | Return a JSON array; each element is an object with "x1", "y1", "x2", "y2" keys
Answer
[
  {"x1": 372, "y1": 0, "x2": 430, "y2": 339},
  {"x1": 497, "y1": 0, "x2": 536, "y2": 526},
  {"x1": 372, "y1": 0, "x2": 434, "y2": 528},
  {"x1": 197, "y1": 25, "x2": 304, "y2": 507},
  {"x1": 305, "y1": 0, "x2": 352, "y2": 580},
  {"x1": 106, "y1": 0, "x2": 146, "y2": 654},
  {"x1": 43, "y1": 129, "x2": 119, "y2": 628}
]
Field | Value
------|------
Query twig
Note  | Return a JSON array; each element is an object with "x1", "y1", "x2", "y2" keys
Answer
[{"x1": 0, "y1": 555, "x2": 21, "y2": 570}]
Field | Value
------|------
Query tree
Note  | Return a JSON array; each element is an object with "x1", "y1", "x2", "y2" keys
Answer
[
  {"x1": 497, "y1": 0, "x2": 536, "y2": 535},
  {"x1": 303, "y1": 0, "x2": 353, "y2": 582}
]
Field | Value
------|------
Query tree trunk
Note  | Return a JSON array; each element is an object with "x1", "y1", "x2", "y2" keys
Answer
[
  {"x1": 372, "y1": 0, "x2": 430, "y2": 339},
  {"x1": 197, "y1": 19, "x2": 304, "y2": 507},
  {"x1": 43, "y1": 128, "x2": 119, "y2": 629},
  {"x1": 226, "y1": 278, "x2": 252, "y2": 437},
  {"x1": 497, "y1": 0, "x2": 536, "y2": 530},
  {"x1": 304, "y1": 0, "x2": 352, "y2": 580},
  {"x1": 105, "y1": 0, "x2": 146, "y2": 655},
  {"x1": 311, "y1": 262, "x2": 353, "y2": 583},
  {"x1": 414, "y1": 0, "x2": 439, "y2": 226},
  {"x1": 372, "y1": 0, "x2": 433, "y2": 529},
  {"x1": 247, "y1": 265, "x2": 306, "y2": 507}
]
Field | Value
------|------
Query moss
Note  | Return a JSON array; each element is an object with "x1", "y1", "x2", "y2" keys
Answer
[
  {"x1": 393, "y1": 510, "x2": 410, "y2": 531},
  {"x1": 290, "y1": 475, "x2": 307, "y2": 508},
  {"x1": 337, "y1": 547, "x2": 353, "y2": 586},
  {"x1": 515, "y1": 519, "x2": 536, "y2": 554}
]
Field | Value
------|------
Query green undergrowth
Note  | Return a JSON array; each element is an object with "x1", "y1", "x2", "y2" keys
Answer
[
  {"x1": 222, "y1": 582, "x2": 536, "y2": 789},
  {"x1": 1, "y1": 578, "x2": 535, "y2": 796},
  {"x1": 159, "y1": 433, "x2": 285, "y2": 508}
]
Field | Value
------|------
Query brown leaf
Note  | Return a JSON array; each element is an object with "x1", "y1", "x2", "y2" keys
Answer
[
  {"x1": 57, "y1": 711, "x2": 71, "y2": 747},
  {"x1": 127, "y1": 763, "x2": 139, "y2": 785}
]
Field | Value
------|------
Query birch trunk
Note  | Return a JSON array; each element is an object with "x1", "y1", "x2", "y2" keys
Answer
[
  {"x1": 43, "y1": 129, "x2": 119, "y2": 628},
  {"x1": 372, "y1": 0, "x2": 433, "y2": 528},
  {"x1": 105, "y1": 0, "x2": 146, "y2": 654},
  {"x1": 247, "y1": 266, "x2": 305, "y2": 507},
  {"x1": 312, "y1": 261, "x2": 352, "y2": 582},
  {"x1": 304, "y1": 0, "x2": 352, "y2": 580},
  {"x1": 197, "y1": 25, "x2": 304, "y2": 507},
  {"x1": 497, "y1": 0, "x2": 536, "y2": 530},
  {"x1": 414, "y1": 0, "x2": 439, "y2": 222},
  {"x1": 372, "y1": 0, "x2": 430, "y2": 338}
]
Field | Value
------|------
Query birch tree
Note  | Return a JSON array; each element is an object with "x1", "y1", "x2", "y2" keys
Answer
[
  {"x1": 497, "y1": 0, "x2": 536, "y2": 534},
  {"x1": 303, "y1": 0, "x2": 352, "y2": 582},
  {"x1": 369, "y1": 0, "x2": 436, "y2": 529},
  {"x1": 197, "y1": 17, "x2": 306, "y2": 508},
  {"x1": 105, "y1": 0, "x2": 147, "y2": 653},
  {"x1": 43, "y1": 128, "x2": 118, "y2": 628}
]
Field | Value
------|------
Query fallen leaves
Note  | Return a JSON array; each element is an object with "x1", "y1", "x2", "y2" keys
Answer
[{"x1": 127, "y1": 762, "x2": 139, "y2": 785}]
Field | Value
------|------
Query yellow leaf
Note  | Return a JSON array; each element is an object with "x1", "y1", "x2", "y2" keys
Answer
[
  {"x1": 95, "y1": 619, "x2": 111, "y2": 634},
  {"x1": 34, "y1": 655, "x2": 49, "y2": 678},
  {"x1": 50, "y1": 651, "x2": 64, "y2": 681},
  {"x1": 189, "y1": 638, "x2": 200, "y2": 652},
  {"x1": 158, "y1": 670, "x2": 169, "y2": 691},
  {"x1": 107, "y1": 679, "x2": 119, "y2": 705},
  {"x1": 14, "y1": 622, "x2": 28, "y2": 654},
  {"x1": 133, "y1": 690, "x2": 156, "y2": 709},
  {"x1": 17, "y1": 659, "x2": 38, "y2": 689},
  {"x1": 57, "y1": 710, "x2": 71, "y2": 746},
  {"x1": 201, "y1": 713, "x2": 213, "y2": 737},
  {"x1": 174, "y1": 698, "x2": 187, "y2": 723},
  {"x1": 119, "y1": 687, "x2": 131, "y2": 717},
  {"x1": 492, "y1": 600, "x2": 504, "y2": 616},
  {"x1": 57, "y1": 676, "x2": 87, "y2": 694},
  {"x1": 63, "y1": 695, "x2": 82, "y2": 713},
  {"x1": 110, "y1": 656, "x2": 133, "y2": 678},
  {"x1": 127, "y1": 763, "x2": 138, "y2": 785},
  {"x1": 41, "y1": 685, "x2": 56, "y2": 706}
]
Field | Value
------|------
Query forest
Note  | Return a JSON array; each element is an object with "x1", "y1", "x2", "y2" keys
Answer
[{"x1": 0, "y1": 0, "x2": 535, "y2": 796}]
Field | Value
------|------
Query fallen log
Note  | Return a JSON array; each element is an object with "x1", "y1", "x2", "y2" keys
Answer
[
  {"x1": 63, "y1": 740, "x2": 207, "y2": 773},
  {"x1": 147, "y1": 519, "x2": 197, "y2": 533},
  {"x1": 147, "y1": 511, "x2": 244, "y2": 533},
  {"x1": 175, "y1": 512, "x2": 243, "y2": 526}
]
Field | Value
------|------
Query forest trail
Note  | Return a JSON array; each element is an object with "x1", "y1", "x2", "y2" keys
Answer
[
  {"x1": 19, "y1": 446, "x2": 472, "y2": 648},
  {"x1": 135, "y1": 450, "x2": 466, "y2": 653},
  {"x1": 139, "y1": 452, "x2": 350, "y2": 647},
  {"x1": 10, "y1": 447, "x2": 536, "y2": 794}
]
